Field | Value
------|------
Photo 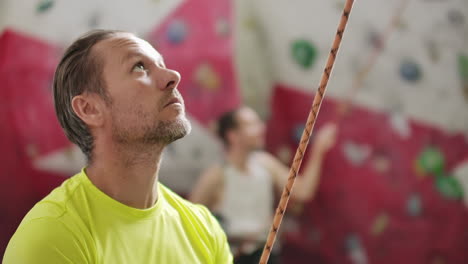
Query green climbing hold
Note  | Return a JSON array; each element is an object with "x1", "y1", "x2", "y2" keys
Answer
[
  {"x1": 435, "y1": 175, "x2": 464, "y2": 200},
  {"x1": 417, "y1": 146, "x2": 445, "y2": 176},
  {"x1": 292, "y1": 40, "x2": 318, "y2": 69},
  {"x1": 37, "y1": 0, "x2": 54, "y2": 13},
  {"x1": 371, "y1": 213, "x2": 389, "y2": 236}
]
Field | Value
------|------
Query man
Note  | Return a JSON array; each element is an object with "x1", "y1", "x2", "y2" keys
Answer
[
  {"x1": 3, "y1": 30, "x2": 232, "y2": 263},
  {"x1": 190, "y1": 106, "x2": 337, "y2": 263}
]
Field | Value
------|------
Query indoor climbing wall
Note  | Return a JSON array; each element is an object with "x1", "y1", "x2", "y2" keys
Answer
[
  {"x1": 236, "y1": 0, "x2": 468, "y2": 133},
  {"x1": 1, "y1": 0, "x2": 468, "y2": 262},
  {"x1": 0, "y1": 29, "x2": 68, "y2": 258},
  {"x1": 236, "y1": 0, "x2": 468, "y2": 263},
  {"x1": 267, "y1": 85, "x2": 468, "y2": 264}
]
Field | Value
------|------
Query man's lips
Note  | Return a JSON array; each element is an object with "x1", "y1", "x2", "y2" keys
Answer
[{"x1": 164, "y1": 97, "x2": 182, "y2": 108}]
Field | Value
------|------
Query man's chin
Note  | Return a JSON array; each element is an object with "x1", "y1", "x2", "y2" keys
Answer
[
  {"x1": 164, "y1": 118, "x2": 192, "y2": 143},
  {"x1": 178, "y1": 116, "x2": 192, "y2": 136}
]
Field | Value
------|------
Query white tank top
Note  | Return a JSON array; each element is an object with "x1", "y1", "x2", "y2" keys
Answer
[{"x1": 218, "y1": 153, "x2": 274, "y2": 240}]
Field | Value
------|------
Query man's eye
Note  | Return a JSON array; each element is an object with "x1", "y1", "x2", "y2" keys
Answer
[{"x1": 132, "y1": 62, "x2": 147, "y2": 72}]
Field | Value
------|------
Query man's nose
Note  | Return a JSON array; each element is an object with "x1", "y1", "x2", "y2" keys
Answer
[{"x1": 158, "y1": 68, "x2": 181, "y2": 91}]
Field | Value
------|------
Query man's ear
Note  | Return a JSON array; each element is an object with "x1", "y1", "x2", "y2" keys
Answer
[
  {"x1": 227, "y1": 129, "x2": 238, "y2": 146},
  {"x1": 71, "y1": 93, "x2": 106, "y2": 127}
]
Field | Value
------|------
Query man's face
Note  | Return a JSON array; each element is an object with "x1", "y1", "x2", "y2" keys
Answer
[
  {"x1": 95, "y1": 33, "x2": 191, "y2": 146},
  {"x1": 234, "y1": 107, "x2": 265, "y2": 151}
]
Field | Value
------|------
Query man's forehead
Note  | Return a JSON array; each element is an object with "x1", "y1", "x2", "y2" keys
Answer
[
  {"x1": 238, "y1": 107, "x2": 260, "y2": 122},
  {"x1": 96, "y1": 33, "x2": 162, "y2": 60}
]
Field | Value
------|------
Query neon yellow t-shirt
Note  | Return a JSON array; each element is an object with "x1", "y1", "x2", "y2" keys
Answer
[{"x1": 3, "y1": 169, "x2": 232, "y2": 263}]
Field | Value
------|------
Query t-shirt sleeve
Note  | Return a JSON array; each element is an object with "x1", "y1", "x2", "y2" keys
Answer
[
  {"x1": 200, "y1": 206, "x2": 233, "y2": 264},
  {"x1": 215, "y1": 221, "x2": 234, "y2": 264},
  {"x1": 3, "y1": 217, "x2": 90, "y2": 264}
]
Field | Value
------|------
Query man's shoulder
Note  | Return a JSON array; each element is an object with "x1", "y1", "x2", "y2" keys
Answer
[
  {"x1": 252, "y1": 150, "x2": 274, "y2": 160},
  {"x1": 157, "y1": 185, "x2": 232, "y2": 263},
  {"x1": 4, "y1": 215, "x2": 92, "y2": 263},
  {"x1": 24, "y1": 172, "x2": 84, "y2": 221},
  {"x1": 159, "y1": 184, "x2": 202, "y2": 209},
  {"x1": 159, "y1": 184, "x2": 225, "y2": 236},
  {"x1": 251, "y1": 150, "x2": 277, "y2": 168},
  {"x1": 9, "y1": 172, "x2": 87, "y2": 240},
  {"x1": 159, "y1": 184, "x2": 214, "y2": 220},
  {"x1": 3, "y1": 172, "x2": 94, "y2": 263}
]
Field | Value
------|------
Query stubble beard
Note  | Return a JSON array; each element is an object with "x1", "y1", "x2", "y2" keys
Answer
[{"x1": 111, "y1": 110, "x2": 192, "y2": 147}]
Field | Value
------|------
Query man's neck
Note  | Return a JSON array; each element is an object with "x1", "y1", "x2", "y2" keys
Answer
[
  {"x1": 226, "y1": 147, "x2": 253, "y2": 172},
  {"x1": 86, "y1": 141, "x2": 164, "y2": 209}
]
